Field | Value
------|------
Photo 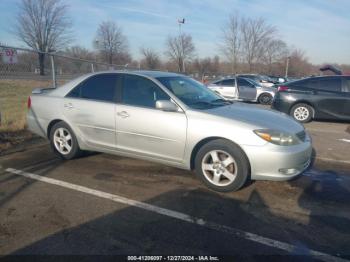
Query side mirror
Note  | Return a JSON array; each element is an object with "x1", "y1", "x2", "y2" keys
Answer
[{"x1": 155, "y1": 100, "x2": 179, "y2": 112}]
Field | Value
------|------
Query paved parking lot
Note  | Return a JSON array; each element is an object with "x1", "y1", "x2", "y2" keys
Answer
[{"x1": 0, "y1": 120, "x2": 349, "y2": 261}]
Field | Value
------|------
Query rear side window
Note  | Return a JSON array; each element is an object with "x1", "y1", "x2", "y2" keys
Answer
[
  {"x1": 220, "y1": 79, "x2": 235, "y2": 86},
  {"x1": 305, "y1": 79, "x2": 320, "y2": 89},
  {"x1": 67, "y1": 74, "x2": 118, "y2": 102},
  {"x1": 318, "y1": 78, "x2": 341, "y2": 92},
  {"x1": 213, "y1": 80, "x2": 222, "y2": 85},
  {"x1": 344, "y1": 77, "x2": 350, "y2": 92},
  {"x1": 288, "y1": 79, "x2": 315, "y2": 88},
  {"x1": 122, "y1": 75, "x2": 170, "y2": 108}
]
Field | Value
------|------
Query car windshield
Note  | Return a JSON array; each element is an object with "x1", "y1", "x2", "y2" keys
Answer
[{"x1": 156, "y1": 76, "x2": 231, "y2": 109}]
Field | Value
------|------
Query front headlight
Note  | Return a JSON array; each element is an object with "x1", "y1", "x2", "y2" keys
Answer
[{"x1": 254, "y1": 129, "x2": 301, "y2": 146}]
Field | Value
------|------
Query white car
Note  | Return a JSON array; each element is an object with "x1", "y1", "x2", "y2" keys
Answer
[{"x1": 207, "y1": 77, "x2": 276, "y2": 105}]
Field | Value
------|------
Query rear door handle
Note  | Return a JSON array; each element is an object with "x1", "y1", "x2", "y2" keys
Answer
[
  {"x1": 64, "y1": 103, "x2": 74, "y2": 109},
  {"x1": 117, "y1": 111, "x2": 129, "y2": 118}
]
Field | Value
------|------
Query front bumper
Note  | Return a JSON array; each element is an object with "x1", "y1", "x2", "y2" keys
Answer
[{"x1": 242, "y1": 140, "x2": 312, "y2": 181}]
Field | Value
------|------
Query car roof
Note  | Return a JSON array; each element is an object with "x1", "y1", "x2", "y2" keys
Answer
[
  {"x1": 294, "y1": 75, "x2": 348, "y2": 81},
  {"x1": 89, "y1": 70, "x2": 183, "y2": 78}
]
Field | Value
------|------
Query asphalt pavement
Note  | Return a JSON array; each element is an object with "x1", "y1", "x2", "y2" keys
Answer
[{"x1": 0, "y1": 121, "x2": 349, "y2": 261}]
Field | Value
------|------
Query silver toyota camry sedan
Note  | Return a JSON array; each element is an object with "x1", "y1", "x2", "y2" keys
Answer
[{"x1": 27, "y1": 71, "x2": 312, "y2": 192}]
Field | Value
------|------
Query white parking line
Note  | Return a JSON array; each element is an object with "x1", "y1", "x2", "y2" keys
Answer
[
  {"x1": 5, "y1": 167, "x2": 348, "y2": 262},
  {"x1": 338, "y1": 139, "x2": 350, "y2": 143}
]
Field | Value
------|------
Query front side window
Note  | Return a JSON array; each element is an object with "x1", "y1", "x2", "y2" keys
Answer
[
  {"x1": 157, "y1": 76, "x2": 230, "y2": 109},
  {"x1": 66, "y1": 74, "x2": 118, "y2": 102},
  {"x1": 122, "y1": 75, "x2": 170, "y2": 108},
  {"x1": 237, "y1": 78, "x2": 254, "y2": 88}
]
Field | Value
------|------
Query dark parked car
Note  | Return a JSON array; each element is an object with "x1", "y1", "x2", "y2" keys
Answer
[{"x1": 272, "y1": 76, "x2": 350, "y2": 123}]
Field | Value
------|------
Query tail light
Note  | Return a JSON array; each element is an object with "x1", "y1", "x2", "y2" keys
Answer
[
  {"x1": 27, "y1": 96, "x2": 31, "y2": 109},
  {"x1": 278, "y1": 86, "x2": 289, "y2": 92}
]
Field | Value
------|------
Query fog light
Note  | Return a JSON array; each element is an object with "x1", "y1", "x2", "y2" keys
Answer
[{"x1": 279, "y1": 168, "x2": 298, "y2": 175}]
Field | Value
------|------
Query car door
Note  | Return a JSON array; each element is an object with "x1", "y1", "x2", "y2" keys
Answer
[
  {"x1": 313, "y1": 77, "x2": 346, "y2": 119},
  {"x1": 238, "y1": 77, "x2": 257, "y2": 100},
  {"x1": 216, "y1": 79, "x2": 237, "y2": 99},
  {"x1": 63, "y1": 74, "x2": 119, "y2": 149},
  {"x1": 115, "y1": 74, "x2": 187, "y2": 162}
]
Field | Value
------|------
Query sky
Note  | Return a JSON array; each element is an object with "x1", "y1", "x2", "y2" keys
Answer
[{"x1": 0, "y1": 0, "x2": 349, "y2": 64}]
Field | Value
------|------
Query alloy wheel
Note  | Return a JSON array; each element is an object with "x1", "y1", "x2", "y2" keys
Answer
[
  {"x1": 53, "y1": 127, "x2": 73, "y2": 155},
  {"x1": 201, "y1": 150, "x2": 237, "y2": 186},
  {"x1": 293, "y1": 106, "x2": 310, "y2": 121}
]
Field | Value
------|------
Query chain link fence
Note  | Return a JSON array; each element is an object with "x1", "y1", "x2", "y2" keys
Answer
[
  {"x1": 0, "y1": 45, "x2": 140, "y2": 133},
  {"x1": 0, "y1": 45, "x2": 139, "y2": 86}
]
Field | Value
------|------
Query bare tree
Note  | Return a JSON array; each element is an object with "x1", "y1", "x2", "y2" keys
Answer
[
  {"x1": 240, "y1": 17, "x2": 276, "y2": 72},
  {"x1": 14, "y1": 0, "x2": 72, "y2": 75},
  {"x1": 192, "y1": 57, "x2": 213, "y2": 80},
  {"x1": 263, "y1": 39, "x2": 288, "y2": 74},
  {"x1": 221, "y1": 12, "x2": 241, "y2": 74},
  {"x1": 287, "y1": 49, "x2": 313, "y2": 77},
  {"x1": 165, "y1": 33, "x2": 195, "y2": 72},
  {"x1": 140, "y1": 47, "x2": 160, "y2": 69},
  {"x1": 94, "y1": 21, "x2": 129, "y2": 65},
  {"x1": 64, "y1": 46, "x2": 94, "y2": 72}
]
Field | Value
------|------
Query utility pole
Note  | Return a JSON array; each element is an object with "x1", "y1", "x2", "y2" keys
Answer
[
  {"x1": 285, "y1": 56, "x2": 291, "y2": 78},
  {"x1": 178, "y1": 18, "x2": 185, "y2": 73}
]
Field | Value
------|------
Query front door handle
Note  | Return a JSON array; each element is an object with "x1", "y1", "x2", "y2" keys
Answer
[{"x1": 117, "y1": 111, "x2": 129, "y2": 118}]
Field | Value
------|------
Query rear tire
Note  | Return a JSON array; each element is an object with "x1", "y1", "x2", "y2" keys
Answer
[
  {"x1": 49, "y1": 121, "x2": 82, "y2": 160},
  {"x1": 290, "y1": 103, "x2": 313, "y2": 123},
  {"x1": 194, "y1": 139, "x2": 249, "y2": 192},
  {"x1": 258, "y1": 93, "x2": 273, "y2": 105}
]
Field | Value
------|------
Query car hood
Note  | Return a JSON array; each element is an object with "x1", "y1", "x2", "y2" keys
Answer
[{"x1": 203, "y1": 103, "x2": 304, "y2": 133}]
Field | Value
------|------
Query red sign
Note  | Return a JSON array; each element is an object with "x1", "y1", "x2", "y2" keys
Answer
[{"x1": 1, "y1": 48, "x2": 18, "y2": 64}]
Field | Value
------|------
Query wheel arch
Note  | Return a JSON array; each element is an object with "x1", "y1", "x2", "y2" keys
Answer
[
  {"x1": 189, "y1": 137, "x2": 251, "y2": 175},
  {"x1": 257, "y1": 92, "x2": 273, "y2": 104},
  {"x1": 47, "y1": 119, "x2": 64, "y2": 138},
  {"x1": 258, "y1": 92, "x2": 273, "y2": 98},
  {"x1": 290, "y1": 101, "x2": 316, "y2": 117}
]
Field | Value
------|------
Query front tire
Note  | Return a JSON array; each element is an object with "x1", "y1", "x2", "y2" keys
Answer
[
  {"x1": 194, "y1": 139, "x2": 250, "y2": 192},
  {"x1": 49, "y1": 121, "x2": 82, "y2": 160},
  {"x1": 258, "y1": 93, "x2": 273, "y2": 105},
  {"x1": 290, "y1": 103, "x2": 313, "y2": 123}
]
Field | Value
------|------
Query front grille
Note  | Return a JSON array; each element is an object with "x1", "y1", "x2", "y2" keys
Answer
[{"x1": 296, "y1": 130, "x2": 306, "y2": 142}]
